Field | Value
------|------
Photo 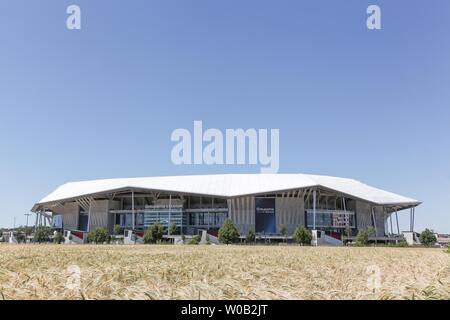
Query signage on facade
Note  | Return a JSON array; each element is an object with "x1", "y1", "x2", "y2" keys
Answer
[{"x1": 255, "y1": 198, "x2": 276, "y2": 234}]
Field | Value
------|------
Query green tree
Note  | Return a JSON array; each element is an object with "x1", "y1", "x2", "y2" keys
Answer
[
  {"x1": 279, "y1": 224, "x2": 288, "y2": 242},
  {"x1": 87, "y1": 228, "x2": 110, "y2": 244},
  {"x1": 419, "y1": 229, "x2": 437, "y2": 247},
  {"x1": 218, "y1": 219, "x2": 240, "y2": 245},
  {"x1": 245, "y1": 230, "x2": 256, "y2": 244},
  {"x1": 143, "y1": 224, "x2": 165, "y2": 244},
  {"x1": 293, "y1": 226, "x2": 312, "y2": 245},
  {"x1": 16, "y1": 226, "x2": 34, "y2": 236},
  {"x1": 34, "y1": 227, "x2": 52, "y2": 243},
  {"x1": 53, "y1": 232, "x2": 65, "y2": 244},
  {"x1": 169, "y1": 222, "x2": 178, "y2": 235},
  {"x1": 16, "y1": 232, "x2": 26, "y2": 243}
]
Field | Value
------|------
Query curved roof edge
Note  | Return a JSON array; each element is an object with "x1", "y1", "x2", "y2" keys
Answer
[{"x1": 31, "y1": 173, "x2": 421, "y2": 212}]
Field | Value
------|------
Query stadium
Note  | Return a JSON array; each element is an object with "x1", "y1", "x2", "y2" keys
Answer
[{"x1": 30, "y1": 173, "x2": 421, "y2": 245}]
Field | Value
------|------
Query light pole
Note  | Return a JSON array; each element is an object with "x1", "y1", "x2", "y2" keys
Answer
[{"x1": 24, "y1": 213, "x2": 31, "y2": 227}]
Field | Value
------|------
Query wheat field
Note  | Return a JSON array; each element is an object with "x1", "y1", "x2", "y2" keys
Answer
[{"x1": 0, "y1": 244, "x2": 448, "y2": 300}]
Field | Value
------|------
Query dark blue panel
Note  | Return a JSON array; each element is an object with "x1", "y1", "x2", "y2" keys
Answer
[
  {"x1": 255, "y1": 198, "x2": 276, "y2": 233},
  {"x1": 78, "y1": 214, "x2": 88, "y2": 232}
]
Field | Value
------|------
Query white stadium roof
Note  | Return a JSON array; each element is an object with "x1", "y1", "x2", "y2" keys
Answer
[{"x1": 32, "y1": 173, "x2": 420, "y2": 212}]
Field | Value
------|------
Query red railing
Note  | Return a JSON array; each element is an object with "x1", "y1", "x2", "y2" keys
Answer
[{"x1": 71, "y1": 230, "x2": 85, "y2": 240}]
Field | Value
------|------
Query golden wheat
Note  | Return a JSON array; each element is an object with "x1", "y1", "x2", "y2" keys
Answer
[{"x1": 0, "y1": 244, "x2": 448, "y2": 300}]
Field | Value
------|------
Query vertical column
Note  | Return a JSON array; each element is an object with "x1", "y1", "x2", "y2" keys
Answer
[
  {"x1": 34, "y1": 212, "x2": 39, "y2": 233},
  {"x1": 87, "y1": 200, "x2": 91, "y2": 232},
  {"x1": 312, "y1": 189, "x2": 316, "y2": 230},
  {"x1": 395, "y1": 210, "x2": 400, "y2": 235},
  {"x1": 168, "y1": 194, "x2": 172, "y2": 235},
  {"x1": 131, "y1": 190, "x2": 135, "y2": 230},
  {"x1": 371, "y1": 206, "x2": 378, "y2": 237},
  {"x1": 342, "y1": 197, "x2": 348, "y2": 231},
  {"x1": 180, "y1": 196, "x2": 184, "y2": 235},
  {"x1": 389, "y1": 213, "x2": 394, "y2": 236},
  {"x1": 409, "y1": 208, "x2": 413, "y2": 232}
]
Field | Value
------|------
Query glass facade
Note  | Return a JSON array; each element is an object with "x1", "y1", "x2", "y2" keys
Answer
[
  {"x1": 109, "y1": 191, "x2": 362, "y2": 236},
  {"x1": 143, "y1": 207, "x2": 185, "y2": 229},
  {"x1": 110, "y1": 194, "x2": 229, "y2": 235},
  {"x1": 186, "y1": 209, "x2": 228, "y2": 228},
  {"x1": 305, "y1": 209, "x2": 356, "y2": 229}
]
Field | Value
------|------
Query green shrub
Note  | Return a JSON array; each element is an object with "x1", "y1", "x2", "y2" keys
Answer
[
  {"x1": 293, "y1": 226, "x2": 312, "y2": 245},
  {"x1": 246, "y1": 230, "x2": 255, "y2": 244},
  {"x1": 143, "y1": 228, "x2": 152, "y2": 244},
  {"x1": 53, "y1": 232, "x2": 65, "y2": 244},
  {"x1": 169, "y1": 223, "x2": 178, "y2": 235},
  {"x1": 87, "y1": 228, "x2": 110, "y2": 244},
  {"x1": 34, "y1": 227, "x2": 52, "y2": 243},
  {"x1": 354, "y1": 227, "x2": 375, "y2": 246},
  {"x1": 143, "y1": 224, "x2": 164, "y2": 244},
  {"x1": 218, "y1": 219, "x2": 240, "y2": 245},
  {"x1": 113, "y1": 224, "x2": 122, "y2": 235},
  {"x1": 279, "y1": 224, "x2": 288, "y2": 242},
  {"x1": 419, "y1": 229, "x2": 437, "y2": 247},
  {"x1": 188, "y1": 235, "x2": 201, "y2": 245},
  {"x1": 396, "y1": 238, "x2": 409, "y2": 247}
]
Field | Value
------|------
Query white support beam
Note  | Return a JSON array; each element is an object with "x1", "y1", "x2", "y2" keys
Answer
[
  {"x1": 312, "y1": 189, "x2": 317, "y2": 230},
  {"x1": 305, "y1": 189, "x2": 312, "y2": 208},
  {"x1": 34, "y1": 212, "x2": 39, "y2": 233},
  {"x1": 75, "y1": 198, "x2": 90, "y2": 212},
  {"x1": 168, "y1": 194, "x2": 172, "y2": 235},
  {"x1": 87, "y1": 199, "x2": 92, "y2": 232},
  {"x1": 410, "y1": 208, "x2": 413, "y2": 232},
  {"x1": 390, "y1": 213, "x2": 394, "y2": 236},
  {"x1": 371, "y1": 206, "x2": 378, "y2": 236},
  {"x1": 132, "y1": 190, "x2": 135, "y2": 230},
  {"x1": 39, "y1": 211, "x2": 43, "y2": 227},
  {"x1": 395, "y1": 210, "x2": 400, "y2": 235}
]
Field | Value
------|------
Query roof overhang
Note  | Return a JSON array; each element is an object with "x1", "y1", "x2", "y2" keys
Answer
[{"x1": 31, "y1": 173, "x2": 421, "y2": 213}]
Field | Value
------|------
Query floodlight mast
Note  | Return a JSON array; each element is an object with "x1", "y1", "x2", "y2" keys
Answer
[{"x1": 24, "y1": 213, "x2": 31, "y2": 227}]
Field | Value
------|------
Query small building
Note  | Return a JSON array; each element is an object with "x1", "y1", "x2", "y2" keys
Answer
[{"x1": 31, "y1": 173, "x2": 420, "y2": 244}]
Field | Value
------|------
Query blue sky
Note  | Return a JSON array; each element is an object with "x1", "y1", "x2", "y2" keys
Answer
[{"x1": 0, "y1": 0, "x2": 449, "y2": 232}]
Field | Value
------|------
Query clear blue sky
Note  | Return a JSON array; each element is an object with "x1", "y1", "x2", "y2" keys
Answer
[{"x1": 0, "y1": 0, "x2": 449, "y2": 232}]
